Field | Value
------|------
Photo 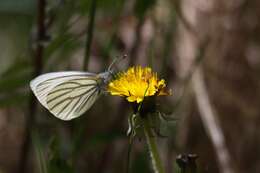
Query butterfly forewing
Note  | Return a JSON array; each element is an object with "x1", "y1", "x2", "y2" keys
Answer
[{"x1": 30, "y1": 72, "x2": 102, "y2": 120}]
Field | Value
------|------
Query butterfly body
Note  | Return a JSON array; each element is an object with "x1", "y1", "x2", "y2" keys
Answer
[
  {"x1": 96, "y1": 71, "x2": 114, "y2": 89},
  {"x1": 30, "y1": 71, "x2": 112, "y2": 120}
]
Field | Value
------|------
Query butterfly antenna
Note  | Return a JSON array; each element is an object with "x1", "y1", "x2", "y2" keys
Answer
[{"x1": 108, "y1": 54, "x2": 127, "y2": 72}]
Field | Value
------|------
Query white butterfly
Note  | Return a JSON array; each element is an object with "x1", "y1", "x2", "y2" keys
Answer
[{"x1": 30, "y1": 71, "x2": 112, "y2": 120}]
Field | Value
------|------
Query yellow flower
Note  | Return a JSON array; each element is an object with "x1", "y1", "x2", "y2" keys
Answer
[{"x1": 108, "y1": 66, "x2": 171, "y2": 103}]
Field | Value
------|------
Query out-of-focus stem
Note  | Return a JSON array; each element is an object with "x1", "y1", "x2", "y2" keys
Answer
[
  {"x1": 18, "y1": 0, "x2": 46, "y2": 172},
  {"x1": 83, "y1": 0, "x2": 97, "y2": 71},
  {"x1": 192, "y1": 67, "x2": 234, "y2": 173},
  {"x1": 143, "y1": 117, "x2": 165, "y2": 173}
]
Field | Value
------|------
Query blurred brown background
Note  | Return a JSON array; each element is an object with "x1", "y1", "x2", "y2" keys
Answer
[{"x1": 0, "y1": 0, "x2": 260, "y2": 173}]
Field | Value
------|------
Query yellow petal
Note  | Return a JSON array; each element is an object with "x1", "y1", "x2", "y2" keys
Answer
[{"x1": 107, "y1": 66, "x2": 170, "y2": 103}]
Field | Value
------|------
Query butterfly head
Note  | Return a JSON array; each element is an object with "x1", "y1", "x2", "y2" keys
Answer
[
  {"x1": 98, "y1": 54, "x2": 127, "y2": 86},
  {"x1": 98, "y1": 71, "x2": 113, "y2": 84}
]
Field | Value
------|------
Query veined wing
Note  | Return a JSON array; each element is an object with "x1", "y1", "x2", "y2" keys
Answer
[{"x1": 30, "y1": 71, "x2": 101, "y2": 120}]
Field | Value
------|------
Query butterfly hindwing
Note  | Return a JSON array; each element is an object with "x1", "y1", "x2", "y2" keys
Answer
[
  {"x1": 46, "y1": 77, "x2": 99, "y2": 120},
  {"x1": 30, "y1": 71, "x2": 101, "y2": 120}
]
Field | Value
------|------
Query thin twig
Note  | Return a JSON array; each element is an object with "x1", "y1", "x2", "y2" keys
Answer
[
  {"x1": 192, "y1": 67, "x2": 235, "y2": 173},
  {"x1": 83, "y1": 0, "x2": 97, "y2": 71},
  {"x1": 18, "y1": 0, "x2": 46, "y2": 172}
]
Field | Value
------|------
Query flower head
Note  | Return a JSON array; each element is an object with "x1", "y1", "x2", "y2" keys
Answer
[{"x1": 108, "y1": 66, "x2": 171, "y2": 103}]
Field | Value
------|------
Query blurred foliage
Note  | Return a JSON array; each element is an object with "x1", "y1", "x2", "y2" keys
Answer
[
  {"x1": 3, "y1": 0, "x2": 257, "y2": 172},
  {"x1": 0, "y1": 0, "x2": 260, "y2": 173}
]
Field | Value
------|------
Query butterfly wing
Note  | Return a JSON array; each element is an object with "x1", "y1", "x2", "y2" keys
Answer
[{"x1": 30, "y1": 71, "x2": 101, "y2": 120}]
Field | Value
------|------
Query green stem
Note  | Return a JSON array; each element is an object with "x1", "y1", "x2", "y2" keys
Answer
[
  {"x1": 126, "y1": 139, "x2": 133, "y2": 173},
  {"x1": 143, "y1": 117, "x2": 165, "y2": 173}
]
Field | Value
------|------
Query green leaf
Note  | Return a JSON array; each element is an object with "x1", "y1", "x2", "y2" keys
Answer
[
  {"x1": 0, "y1": 0, "x2": 36, "y2": 15},
  {"x1": 1, "y1": 59, "x2": 31, "y2": 76},
  {"x1": 47, "y1": 136, "x2": 75, "y2": 173},
  {"x1": 33, "y1": 133, "x2": 48, "y2": 173},
  {"x1": 134, "y1": 0, "x2": 156, "y2": 18},
  {"x1": 131, "y1": 151, "x2": 151, "y2": 173},
  {"x1": 0, "y1": 64, "x2": 32, "y2": 93},
  {"x1": 0, "y1": 92, "x2": 29, "y2": 107}
]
